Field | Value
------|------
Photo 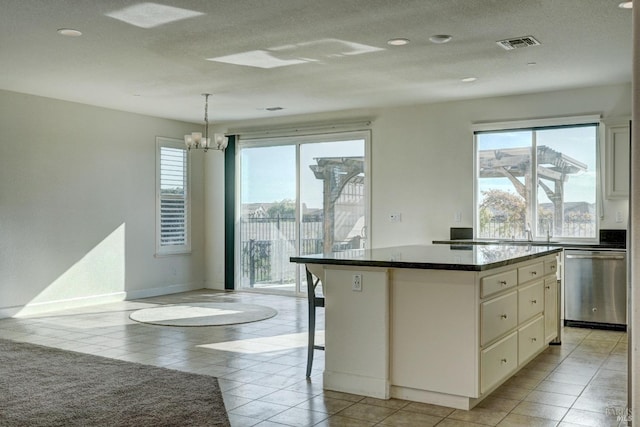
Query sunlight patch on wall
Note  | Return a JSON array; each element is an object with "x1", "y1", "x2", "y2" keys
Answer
[
  {"x1": 17, "y1": 224, "x2": 126, "y2": 317},
  {"x1": 208, "y1": 38, "x2": 385, "y2": 69},
  {"x1": 197, "y1": 331, "x2": 324, "y2": 354}
]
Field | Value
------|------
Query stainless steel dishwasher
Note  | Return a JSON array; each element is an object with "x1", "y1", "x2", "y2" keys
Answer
[{"x1": 564, "y1": 249, "x2": 627, "y2": 330}]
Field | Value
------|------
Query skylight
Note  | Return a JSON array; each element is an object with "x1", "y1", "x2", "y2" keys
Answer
[{"x1": 105, "y1": 2, "x2": 204, "y2": 29}]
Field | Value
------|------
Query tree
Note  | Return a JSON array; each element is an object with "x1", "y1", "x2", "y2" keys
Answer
[
  {"x1": 267, "y1": 199, "x2": 295, "y2": 218},
  {"x1": 479, "y1": 189, "x2": 526, "y2": 238}
]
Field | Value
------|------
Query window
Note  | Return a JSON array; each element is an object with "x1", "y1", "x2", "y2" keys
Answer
[
  {"x1": 237, "y1": 131, "x2": 370, "y2": 294},
  {"x1": 475, "y1": 120, "x2": 598, "y2": 241},
  {"x1": 156, "y1": 137, "x2": 190, "y2": 254}
]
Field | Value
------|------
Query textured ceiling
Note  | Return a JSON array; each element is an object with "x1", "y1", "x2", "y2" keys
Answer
[{"x1": 0, "y1": 0, "x2": 632, "y2": 124}]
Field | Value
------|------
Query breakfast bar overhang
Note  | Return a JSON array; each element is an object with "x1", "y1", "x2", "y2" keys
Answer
[{"x1": 290, "y1": 244, "x2": 563, "y2": 410}]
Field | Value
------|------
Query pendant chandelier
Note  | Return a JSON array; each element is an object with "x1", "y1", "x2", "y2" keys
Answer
[{"x1": 184, "y1": 93, "x2": 228, "y2": 151}]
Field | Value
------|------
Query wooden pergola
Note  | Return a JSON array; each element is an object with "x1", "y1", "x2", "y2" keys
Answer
[
  {"x1": 309, "y1": 157, "x2": 364, "y2": 253},
  {"x1": 479, "y1": 146, "x2": 587, "y2": 235}
]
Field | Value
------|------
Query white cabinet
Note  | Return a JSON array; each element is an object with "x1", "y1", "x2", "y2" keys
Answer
[
  {"x1": 544, "y1": 277, "x2": 558, "y2": 343},
  {"x1": 518, "y1": 315, "x2": 545, "y2": 365},
  {"x1": 481, "y1": 332, "x2": 518, "y2": 393},
  {"x1": 606, "y1": 123, "x2": 630, "y2": 199},
  {"x1": 475, "y1": 254, "x2": 558, "y2": 403}
]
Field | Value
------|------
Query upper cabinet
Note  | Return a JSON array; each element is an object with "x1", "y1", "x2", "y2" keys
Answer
[{"x1": 605, "y1": 122, "x2": 630, "y2": 199}]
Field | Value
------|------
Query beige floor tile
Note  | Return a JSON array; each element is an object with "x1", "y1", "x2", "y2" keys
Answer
[
  {"x1": 335, "y1": 403, "x2": 397, "y2": 423},
  {"x1": 435, "y1": 419, "x2": 491, "y2": 427},
  {"x1": 496, "y1": 413, "x2": 559, "y2": 427},
  {"x1": 378, "y1": 409, "x2": 443, "y2": 426},
  {"x1": 476, "y1": 396, "x2": 520, "y2": 412},
  {"x1": 534, "y1": 379, "x2": 585, "y2": 396},
  {"x1": 401, "y1": 401, "x2": 455, "y2": 417},
  {"x1": 296, "y1": 395, "x2": 355, "y2": 415},
  {"x1": 359, "y1": 397, "x2": 408, "y2": 409},
  {"x1": 524, "y1": 390, "x2": 577, "y2": 408},
  {"x1": 267, "y1": 407, "x2": 329, "y2": 426},
  {"x1": 511, "y1": 401, "x2": 568, "y2": 421},
  {"x1": 562, "y1": 408, "x2": 621, "y2": 427},
  {"x1": 313, "y1": 415, "x2": 375, "y2": 426},
  {"x1": 447, "y1": 407, "x2": 508, "y2": 426},
  {"x1": 228, "y1": 400, "x2": 290, "y2": 420}
]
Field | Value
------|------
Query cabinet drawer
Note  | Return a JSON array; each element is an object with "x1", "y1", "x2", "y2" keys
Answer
[
  {"x1": 518, "y1": 315, "x2": 544, "y2": 365},
  {"x1": 544, "y1": 258, "x2": 558, "y2": 276},
  {"x1": 518, "y1": 262, "x2": 544, "y2": 284},
  {"x1": 481, "y1": 331, "x2": 518, "y2": 393},
  {"x1": 481, "y1": 291, "x2": 518, "y2": 346},
  {"x1": 481, "y1": 269, "x2": 518, "y2": 298},
  {"x1": 518, "y1": 281, "x2": 544, "y2": 323}
]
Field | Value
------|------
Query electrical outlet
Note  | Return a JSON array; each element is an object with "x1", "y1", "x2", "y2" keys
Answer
[
  {"x1": 616, "y1": 211, "x2": 624, "y2": 223},
  {"x1": 352, "y1": 274, "x2": 362, "y2": 292},
  {"x1": 454, "y1": 211, "x2": 462, "y2": 223}
]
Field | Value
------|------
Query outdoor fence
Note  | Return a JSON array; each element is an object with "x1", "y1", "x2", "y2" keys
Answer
[
  {"x1": 479, "y1": 218, "x2": 596, "y2": 239},
  {"x1": 240, "y1": 217, "x2": 323, "y2": 287}
]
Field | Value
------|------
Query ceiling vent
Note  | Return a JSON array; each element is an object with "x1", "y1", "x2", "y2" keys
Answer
[{"x1": 496, "y1": 36, "x2": 541, "y2": 51}]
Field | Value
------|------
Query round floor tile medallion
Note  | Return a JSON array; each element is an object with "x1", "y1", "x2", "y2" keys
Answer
[{"x1": 129, "y1": 302, "x2": 277, "y2": 327}]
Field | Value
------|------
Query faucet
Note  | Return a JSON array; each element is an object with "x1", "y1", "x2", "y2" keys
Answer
[
  {"x1": 525, "y1": 223, "x2": 532, "y2": 242},
  {"x1": 546, "y1": 220, "x2": 553, "y2": 243}
]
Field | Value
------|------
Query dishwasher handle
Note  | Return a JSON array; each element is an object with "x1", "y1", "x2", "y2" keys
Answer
[{"x1": 565, "y1": 254, "x2": 625, "y2": 260}]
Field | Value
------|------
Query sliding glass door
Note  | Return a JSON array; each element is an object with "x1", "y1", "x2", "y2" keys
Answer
[{"x1": 237, "y1": 132, "x2": 369, "y2": 295}]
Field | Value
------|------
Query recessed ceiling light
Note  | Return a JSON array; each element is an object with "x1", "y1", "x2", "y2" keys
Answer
[
  {"x1": 461, "y1": 77, "x2": 477, "y2": 83},
  {"x1": 619, "y1": 1, "x2": 632, "y2": 8},
  {"x1": 429, "y1": 34, "x2": 452, "y2": 44},
  {"x1": 57, "y1": 28, "x2": 82, "y2": 37},
  {"x1": 387, "y1": 38, "x2": 410, "y2": 46}
]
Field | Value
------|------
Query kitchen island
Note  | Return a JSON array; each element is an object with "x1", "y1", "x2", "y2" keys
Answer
[{"x1": 290, "y1": 244, "x2": 562, "y2": 410}]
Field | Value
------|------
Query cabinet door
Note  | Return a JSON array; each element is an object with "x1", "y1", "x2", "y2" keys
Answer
[
  {"x1": 481, "y1": 331, "x2": 518, "y2": 394},
  {"x1": 518, "y1": 262, "x2": 544, "y2": 284},
  {"x1": 481, "y1": 269, "x2": 518, "y2": 298},
  {"x1": 518, "y1": 281, "x2": 544, "y2": 323},
  {"x1": 481, "y1": 291, "x2": 518, "y2": 346},
  {"x1": 544, "y1": 277, "x2": 558, "y2": 343},
  {"x1": 606, "y1": 124, "x2": 630, "y2": 199},
  {"x1": 518, "y1": 315, "x2": 544, "y2": 365}
]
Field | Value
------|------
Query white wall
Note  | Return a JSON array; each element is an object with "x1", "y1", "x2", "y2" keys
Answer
[
  {"x1": 206, "y1": 83, "x2": 631, "y2": 288},
  {"x1": 0, "y1": 90, "x2": 205, "y2": 317}
]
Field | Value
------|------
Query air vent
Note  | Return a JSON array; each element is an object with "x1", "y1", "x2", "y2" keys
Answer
[{"x1": 496, "y1": 36, "x2": 541, "y2": 51}]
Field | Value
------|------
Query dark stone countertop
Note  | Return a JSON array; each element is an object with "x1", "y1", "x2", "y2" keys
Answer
[
  {"x1": 432, "y1": 239, "x2": 626, "y2": 251},
  {"x1": 290, "y1": 244, "x2": 562, "y2": 272}
]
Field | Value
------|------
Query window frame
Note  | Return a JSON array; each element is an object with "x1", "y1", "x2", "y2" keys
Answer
[
  {"x1": 472, "y1": 116, "x2": 601, "y2": 243},
  {"x1": 155, "y1": 136, "x2": 191, "y2": 256},
  {"x1": 235, "y1": 130, "x2": 371, "y2": 295}
]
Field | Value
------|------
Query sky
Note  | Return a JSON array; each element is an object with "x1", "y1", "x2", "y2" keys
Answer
[
  {"x1": 477, "y1": 125, "x2": 598, "y2": 204},
  {"x1": 240, "y1": 139, "x2": 364, "y2": 208}
]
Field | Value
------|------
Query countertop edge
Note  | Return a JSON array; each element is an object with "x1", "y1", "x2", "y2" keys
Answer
[{"x1": 290, "y1": 247, "x2": 562, "y2": 271}]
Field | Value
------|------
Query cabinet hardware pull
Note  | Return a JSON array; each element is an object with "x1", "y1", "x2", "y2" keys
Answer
[
  {"x1": 545, "y1": 285, "x2": 550, "y2": 289},
  {"x1": 551, "y1": 265, "x2": 556, "y2": 269},
  {"x1": 531, "y1": 271, "x2": 537, "y2": 275},
  {"x1": 500, "y1": 358, "x2": 508, "y2": 364},
  {"x1": 531, "y1": 299, "x2": 537, "y2": 304},
  {"x1": 500, "y1": 314, "x2": 508, "y2": 319},
  {"x1": 531, "y1": 338, "x2": 537, "y2": 342},
  {"x1": 499, "y1": 280, "x2": 507, "y2": 285}
]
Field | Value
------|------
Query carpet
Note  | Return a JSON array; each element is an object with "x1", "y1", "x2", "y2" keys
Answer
[
  {"x1": 129, "y1": 302, "x2": 278, "y2": 327},
  {"x1": 0, "y1": 338, "x2": 230, "y2": 427}
]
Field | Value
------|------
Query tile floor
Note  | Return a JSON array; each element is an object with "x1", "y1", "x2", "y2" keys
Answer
[{"x1": 0, "y1": 290, "x2": 629, "y2": 427}]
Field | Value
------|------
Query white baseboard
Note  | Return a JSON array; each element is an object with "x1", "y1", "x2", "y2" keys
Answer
[
  {"x1": 124, "y1": 282, "x2": 201, "y2": 300},
  {"x1": 2, "y1": 292, "x2": 127, "y2": 318},
  {"x1": 0, "y1": 282, "x2": 204, "y2": 319}
]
